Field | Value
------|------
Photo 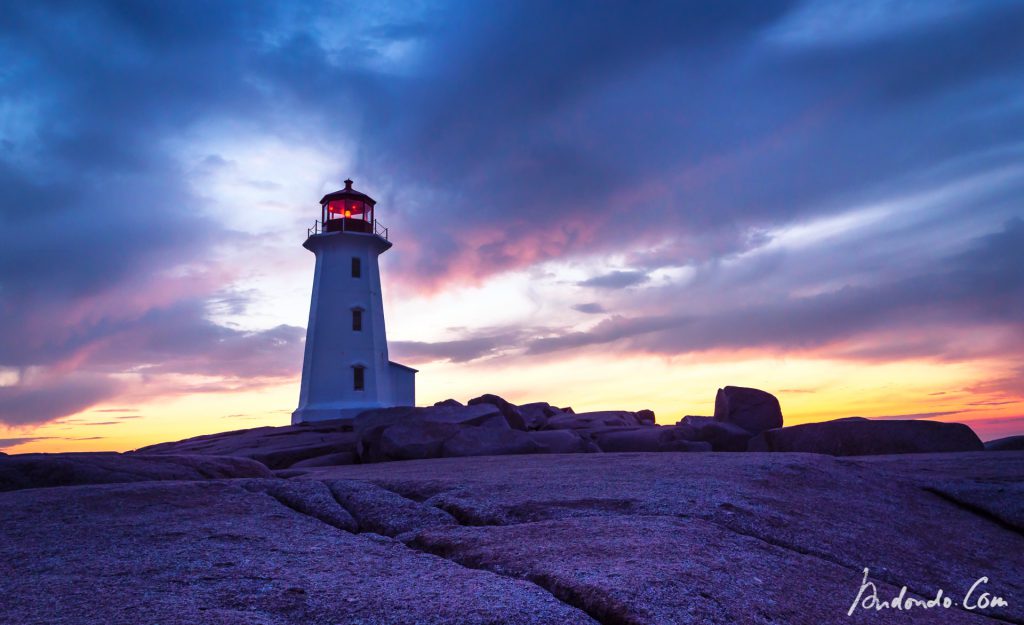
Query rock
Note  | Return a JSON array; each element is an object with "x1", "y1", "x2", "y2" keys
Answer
[
  {"x1": 377, "y1": 420, "x2": 461, "y2": 462},
  {"x1": 433, "y1": 398, "x2": 463, "y2": 408},
  {"x1": 442, "y1": 426, "x2": 541, "y2": 458},
  {"x1": 273, "y1": 469, "x2": 309, "y2": 478},
  {"x1": 930, "y1": 481, "x2": 1024, "y2": 534},
  {"x1": 848, "y1": 453, "x2": 1024, "y2": 534},
  {"x1": 419, "y1": 403, "x2": 505, "y2": 427},
  {"x1": 0, "y1": 479, "x2": 594, "y2": 624},
  {"x1": 545, "y1": 410, "x2": 641, "y2": 430},
  {"x1": 354, "y1": 406, "x2": 420, "y2": 456},
  {"x1": 543, "y1": 413, "x2": 588, "y2": 430},
  {"x1": 636, "y1": 409, "x2": 656, "y2": 425},
  {"x1": 748, "y1": 418, "x2": 984, "y2": 455},
  {"x1": 0, "y1": 452, "x2": 272, "y2": 492},
  {"x1": 5, "y1": 453, "x2": 1024, "y2": 624},
  {"x1": 591, "y1": 426, "x2": 711, "y2": 453},
  {"x1": 517, "y1": 402, "x2": 562, "y2": 429},
  {"x1": 713, "y1": 386, "x2": 783, "y2": 434},
  {"x1": 677, "y1": 415, "x2": 753, "y2": 451},
  {"x1": 244, "y1": 479, "x2": 358, "y2": 532},
  {"x1": 135, "y1": 419, "x2": 358, "y2": 469},
  {"x1": 985, "y1": 435, "x2": 1024, "y2": 451},
  {"x1": 313, "y1": 452, "x2": 1024, "y2": 623},
  {"x1": 325, "y1": 480, "x2": 457, "y2": 536},
  {"x1": 355, "y1": 404, "x2": 503, "y2": 461},
  {"x1": 467, "y1": 394, "x2": 527, "y2": 429},
  {"x1": 248, "y1": 440, "x2": 357, "y2": 470},
  {"x1": 410, "y1": 515, "x2": 964, "y2": 625},
  {"x1": 526, "y1": 430, "x2": 597, "y2": 454},
  {"x1": 290, "y1": 451, "x2": 357, "y2": 468}
]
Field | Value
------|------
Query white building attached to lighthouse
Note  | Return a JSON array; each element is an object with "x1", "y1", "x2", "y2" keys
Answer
[{"x1": 292, "y1": 179, "x2": 416, "y2": 424}]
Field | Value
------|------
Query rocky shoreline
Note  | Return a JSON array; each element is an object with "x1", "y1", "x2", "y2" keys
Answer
[
  {"x1": 118, "y1": 386, "x2": 1009, "y2": 473},
  {"x1": 2, "y1": 388, "x2": 1022, "y2": 624}
]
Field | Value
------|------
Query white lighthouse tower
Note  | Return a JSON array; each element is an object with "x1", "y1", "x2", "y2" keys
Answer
[{"x1": 292, "y1": 179, "x2": 416, "y2": 424}]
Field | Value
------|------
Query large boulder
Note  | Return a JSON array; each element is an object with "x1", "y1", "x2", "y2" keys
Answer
[
  {"x1": 677, "y1": 415, "x2": 753, "y2": 452},
  {"x1": 591, "y1": 426, "x2": 711, "y2": 453},
  {"x1": 355, "y1": 404, "x2": 504, "y2": 461},
  {"x1": 517, "y1": 402, "x2": 563, "y2": 430},
  {"x1": 713, "y1": 386, "x2": 783, "y2": 434},
  {"x1": 0, "y1": 453, "x2": 272, "y2": 492},
  {"x1": 442, "y1": 426, "x2": 541, "y2": 458},
  {"x1": 433, "y1": 398, "x2": 464, "y2": 408},
  {"x1": 420, "y1": 403, "x2": 506, "y2": 427},
  {"x1": 748, "y1": 418, "x2": 984, "y2": 455},
  {"x1": 377, "y1": 421, "x2": 461, "y2": 462},
  {"x1": 985, "y1": 435, "x2": 1024, "y2": 451},
  {"x1": 525, "y1": 430, "x2": 597, "y2": 454},
  {"x1": 467, "y1": 394, "x2": 527, "y2": 430},
  {"x1": 544, "y1": 413, "x2": 590, "y2": 430},
  {"x1": 354, "y1": 401, "x2": 625, "y2": 462},
  {"x1": 354, "y1": 406, "x2": 419, "y2": 458},
  {"x1": 545, "y1": 411, "x2": 643, "y2": 430}
]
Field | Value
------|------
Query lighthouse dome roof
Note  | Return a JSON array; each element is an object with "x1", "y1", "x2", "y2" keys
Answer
[{"x1": 320, "y1": 179, "x2": 376, "y2": 206}]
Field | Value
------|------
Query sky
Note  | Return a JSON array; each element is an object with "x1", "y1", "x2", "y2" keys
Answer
[{"x1": 1, "y1": 0, "x2": 1023, "y2": 453}]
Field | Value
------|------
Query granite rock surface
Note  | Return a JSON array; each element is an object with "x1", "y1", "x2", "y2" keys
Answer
[{"x1": 3, "y1": 450, "x2": 1022, "y2": 624}]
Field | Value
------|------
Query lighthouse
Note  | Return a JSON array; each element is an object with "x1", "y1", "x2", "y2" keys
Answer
[{"x1": 292, "y1": 179, "x2": 416, "y2": 424}]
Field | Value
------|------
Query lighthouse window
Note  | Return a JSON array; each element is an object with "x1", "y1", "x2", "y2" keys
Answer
[
  {"x1": 353, "y1": 365, "x2": 365, "y2": 391},
  {"x1": 352, "y1": 308, "x2": 363, "y2": 332},
  {"x1": 351, "y1": 257, "x2": 361, "y2": 278}
]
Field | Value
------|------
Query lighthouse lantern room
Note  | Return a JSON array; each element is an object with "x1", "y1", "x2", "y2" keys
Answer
[
  {"x1": 292, "y1": 179, "x2": 416, "y2": 424},
  {"x1": 319, "y1": 178, "x2": 379, "y2": 234}
]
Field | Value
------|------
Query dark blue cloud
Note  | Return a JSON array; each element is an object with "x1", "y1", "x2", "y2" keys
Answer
[
  {"x1": 0, "y1": 1, "x2": 304, "y2": 424},
  {"x1": 0, "y1": 375, "x2": 120, "y2": 427},
  {"x1": 390, "y1": 327, "x2": 539, "y2": 364},
  {"x1": 351, "y1": 0, "x2": 1024, "y2": 280},
  {"x1": 577, "y1": 271, "x2": 650, "y2": 289},
  {"x1": 526, "y1": 218, "x2": 1024, "y2": 358}
]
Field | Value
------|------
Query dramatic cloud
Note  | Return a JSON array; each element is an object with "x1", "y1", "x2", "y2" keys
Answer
[
  {"x1": 524, "y1": 218, "x2": 1024, "y2": 359},
  {"x1": 0, "y1": 2, "x2": 309, "y2": 425},
  {"x1": 354, "y1": 0, "x2": 1024, "y2": 289}
]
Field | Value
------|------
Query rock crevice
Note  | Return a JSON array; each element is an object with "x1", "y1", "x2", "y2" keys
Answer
[{"x1": 404, "y1": 532, "x2": 627, "y2": 625}]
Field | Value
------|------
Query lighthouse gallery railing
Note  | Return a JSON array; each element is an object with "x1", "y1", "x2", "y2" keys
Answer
[{"x1": 307, "y1": 219, "x2": 389, "y2": 240}]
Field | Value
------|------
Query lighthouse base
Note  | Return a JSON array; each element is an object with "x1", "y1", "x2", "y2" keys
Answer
[
  {"x1": 291, "y1": 403, "x2": 413, "y2": 425},
  {"x1": 292, "y1": 362, "x2": 417, "y2": 424}
]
